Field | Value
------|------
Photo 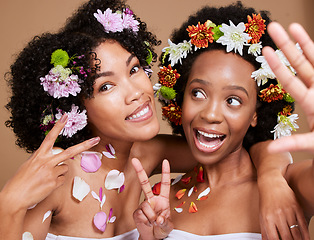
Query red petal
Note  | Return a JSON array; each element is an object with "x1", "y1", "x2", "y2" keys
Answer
[
  {"x1": 175, "y1": 189, "x2": 186, "y2": 199},
  {"x1": 176, "y1": 201, "x2": 186, "y2": 208},
  {"x1": 152, "y1": 182, "x2": 161, "y2": 195},
  {"x1": 197, "y1": 166, "x2": 204, "y2": 183},
  {"x1": 181, "y1": 176, "x2": 191, "y2": 184},
  {"x1": 189, "y1": 202, "x2": 198, "y2": 213},
  {"x1": 197, "y1": 196, "x2": 208, "y2": 201}
]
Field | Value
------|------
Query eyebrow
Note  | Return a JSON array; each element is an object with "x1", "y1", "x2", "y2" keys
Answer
[
  {"x1": 189, "y1": 79, "x2": 249, "y2": 97},
  {"x1": 223, "y1": 85, "x2": 249, "y2": 97},
  {"x1": 94, "y1": 54, "x2": 136, "y2": 80},
  {"x1": 189, "y1": 78, "x2": 212, "y2": 86}
]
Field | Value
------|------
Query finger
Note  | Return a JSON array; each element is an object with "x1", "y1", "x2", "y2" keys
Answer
[
  {"x1": 275, "y1": 216, "x2": 293, "y2": 240},
  {"x1": 139, "y1": 201, "x2": 157, "y2": 225},
  {"x1": 262, "y1": 47, "x2": 307, "y2": 104},
  {"x1": 267, "y1": 22, "x2": 314, "y2": 87},
  {"x1": 39, "y1": 114, "x2": 68, "y2": 153},
  {"x1": 289, "y1": 23, "x2": 314, "y2": 68},
  {"x1": 131, "y1": 158, "x2": 154, "y2": 200},
  {"x1": 267, "y1": 132, "x2": 314, "y2": 154},
  {"x1": 51, "y1": 137, "x2": 100, "y2": 166},
  {"x1": 159, "y1": 159, "x2": 171, "y2": 199},
  {"x1": 295, "y1": 208, "x2": 310, "y2": 240},
  {"x1": 133, "y1": 208, "x2": 153, "y2": 227},
  {"x1": 259, "y1": 220, "x2": 268, "y2": 240},
  {"x1": 154, "y1": 217, "x2": 174, "y2": 239}
]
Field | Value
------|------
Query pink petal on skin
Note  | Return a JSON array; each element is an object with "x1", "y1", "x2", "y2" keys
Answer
[
  {"x1": 93, "y1": 211, "x2": 107, "y2": 232},
  {"x1": 107, "y1": 208, "x2": 116, "y2": 223},
  {"x1": 72, "y1": 176, "x2": 90, "y2": 201},
  {"x1": 105, "y1": 170, "x2": 125, "y2": 190},
  {"x1": 118, "y1": 184, "x2": 125, "y2": 193},
  {"x1": 102, "y1": 144, "x2": 116, "y2": 159},
  {"x1": 80, "y1": 152, "x2": 102, "y2": 173}
]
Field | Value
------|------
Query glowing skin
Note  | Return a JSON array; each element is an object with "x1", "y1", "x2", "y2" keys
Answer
[
  {"x1": 83, "y1": 41, "x2": 160, "y2": 143},
  {"x1": 182, "y1": 50, "x2": 258, "y2": 166}
]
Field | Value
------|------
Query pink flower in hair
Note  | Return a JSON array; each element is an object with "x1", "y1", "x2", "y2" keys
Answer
[
  {"x1": 122, "y1": 12, "x2": 139, "y2": 32},
  {"x1": 94, "y1": 8, "x2": 123, "y2": 33},
  {"x1": 56, "y1": 105, "x2": 87, "y2": 138}
]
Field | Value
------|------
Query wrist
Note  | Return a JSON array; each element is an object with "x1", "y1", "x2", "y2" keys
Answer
[{"x1": 0, "y1": 191, "x2": 28, "y2": 217}]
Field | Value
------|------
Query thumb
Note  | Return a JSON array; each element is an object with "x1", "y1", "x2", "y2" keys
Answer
[{"x1": 153, "y1": 216, "x2": 174, "y2": 239}]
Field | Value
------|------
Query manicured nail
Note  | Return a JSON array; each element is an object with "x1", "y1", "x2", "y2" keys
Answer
[
  {"x1": 89, "y1": 137, "x2": 100, "y2": 146},
  {"x1": 60, "y1": 114, "x2": 68, "y2": 123}
]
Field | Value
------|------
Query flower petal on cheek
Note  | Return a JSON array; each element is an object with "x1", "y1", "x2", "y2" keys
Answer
[
  {"x1": 175, "y1": 189, "x2": 186, "y2": 200},
  {"x1": 22, "y1": 232, "x2": 34, "y2": 240},
  {"x1": 80, "y1": 151, "x2": 102, "y2": 173},
  {"x1": 72, "y1": 176, "x2": 90, "y2": 201},
  {"x1": 93, "y1": 211, "x2": 107, "y2": 232},
  {"x1": 105, "y1": 170, "x2": 125, "y2": 190}
]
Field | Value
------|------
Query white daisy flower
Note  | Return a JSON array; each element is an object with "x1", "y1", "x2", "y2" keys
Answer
[
  {"x1": 162, "y1": 39, "x2": 192, "y2": 66},
  {"x1": 248, "y1": 42, "x2": 263, "y2": 56},
  {"x1": 216, "y1": 20, "x2": 251, "y2": 55},
  {"x1": 271, "y1": 114, "x2": 299, "y2": 139}
]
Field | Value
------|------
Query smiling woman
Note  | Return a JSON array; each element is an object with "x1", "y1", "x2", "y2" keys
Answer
[{"x1": 1, "y1": 0, "x2": 314, "y2": 239}]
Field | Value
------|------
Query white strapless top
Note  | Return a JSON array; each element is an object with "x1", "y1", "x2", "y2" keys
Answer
[
  {"x1": 46, "y1": 229, "x2": 139, "y2": 240},
  {"x1": 165, "y1": 229, "x2": 262, "y2": 239}
]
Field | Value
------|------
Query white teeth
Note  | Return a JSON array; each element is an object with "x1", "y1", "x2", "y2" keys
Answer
[
  {"x1": 197, "y1": 130, "x2": 223, "y2": 138},
  {"x1": 197, "y1": 130, "x2": 224, "y2": 148},
  {"x1": 127, "y1": 106, "x2": 149, "y2": 120}
]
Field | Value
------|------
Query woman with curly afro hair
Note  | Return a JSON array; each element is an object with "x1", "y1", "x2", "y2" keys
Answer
[
  {"x1": 0, "y1": 0, "x2": 197, "y2": 239},
  {"x1": 0, "y1": 1, "x2": 305, "y2": 239},
  {"x1": 132, "y1": 2, "x2": 314, "y2": 239}
]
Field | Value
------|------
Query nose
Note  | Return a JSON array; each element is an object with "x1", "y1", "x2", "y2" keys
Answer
[
  {"x1": 125, "y1": 80, "x2": 144, "y2": 104},
  {"x1": 199, "y1": 100, "x2": 223, "y2": 124}
]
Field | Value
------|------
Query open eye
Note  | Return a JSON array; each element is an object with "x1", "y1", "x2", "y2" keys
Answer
[
  {"x1": 130, "y1": 65, "x2": 141, "y2": 75},
  {"x1": 99, "y1": 83, "x2": 114, "y2": 92},
  {"x1": 192, "y1": 89, "x2": 206, "y2": 99},
  {"x1": 226, "y1": 97, "x2": 241, "y2": 106}
]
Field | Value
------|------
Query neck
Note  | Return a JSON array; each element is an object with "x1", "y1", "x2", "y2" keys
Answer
[{"x1": 202, "y1": 147, "x2": 256, "y2": 189}]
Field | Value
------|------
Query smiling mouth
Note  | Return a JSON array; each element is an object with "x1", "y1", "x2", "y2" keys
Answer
[
  {"x1": 195, "y1": 129, "x2": 226, "y2": 149},
  {"x1": 125, "y1": 105, "x2": 150, "y2": 121}
]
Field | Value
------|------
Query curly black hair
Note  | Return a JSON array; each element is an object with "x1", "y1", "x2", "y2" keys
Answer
[
  {"x1": 5, "y1": 0, "x2": 160, "y2": 153},
  {"x1": 159, "y1": 2, "x2": 295, "y2": 150}
]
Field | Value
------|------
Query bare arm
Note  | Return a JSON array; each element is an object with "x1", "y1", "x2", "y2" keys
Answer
[{"x1": 0, "y1": 115, "x2": 99, "y2": 239}]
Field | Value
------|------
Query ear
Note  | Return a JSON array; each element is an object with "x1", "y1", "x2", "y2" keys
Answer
[{"x1": 250, "y1": 112, "x2": 257, "y2": 127}]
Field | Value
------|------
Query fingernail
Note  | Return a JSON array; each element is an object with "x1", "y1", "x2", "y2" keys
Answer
[
  {"x1": 89, "y1": 137, "x2": 100, "y2": 146},
  {"x1": 60, "y1": 114, "x2": 68, "y2": 123}
]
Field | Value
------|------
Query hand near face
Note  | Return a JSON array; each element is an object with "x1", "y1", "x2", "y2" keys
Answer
[
  {"x1": 0, "y1": 114, "x2": 100, "y2": 212},
  {"x1": 263, "y1": 22, "x2": 314, "y2": 154},
  {"x1": 132, "y1": 158, "x2": 173, "y2": 240}
]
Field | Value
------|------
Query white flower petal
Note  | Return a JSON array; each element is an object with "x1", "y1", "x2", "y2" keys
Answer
[
  {"x1": 51, "y1": 148, "x2": 63, "y2": 155},
  {"x1": 42, "y1": 210, "x2": 52, "y2": 223},
  {"x1": 91, "y1": 191, "x2": 101, "y2": 202},
  {"x1": 105, "y1": 170, "x2": 125, "y2": 190},
  {"x1": 22, "y1": 232, "x2": 34, "y2": 240},
  {"x1": 102, "y1": 151, "x2": 116, "y2": 159},
  {"x1": 72, "y1": 176, "x2": 90, "y2": 201},
  {"x1": 174, "y1": 208, "x2": 183, "y2": 213},
  {"x1": 188, "y1": 186, "x2": 194, "y2": 197},
  {"x1": 108, "y1": 216, "x2": 116, "y2": 223},
  {"x1": 197, "y1": 187, "x2": 211, "y2": 200},
  {"x1": 100, "y1": 194, "x2": 106, "y2": 209},
  {"x1": 171, "y1": 174, "x2": 183, "y2": 185},
  {"x1": 108, "y1": 144, "x2": 115, "y2": 155}
]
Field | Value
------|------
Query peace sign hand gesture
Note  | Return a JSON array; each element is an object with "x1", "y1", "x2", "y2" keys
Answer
[{"x1": 132, "y1": 158, "x2": 173, "y2": 240}]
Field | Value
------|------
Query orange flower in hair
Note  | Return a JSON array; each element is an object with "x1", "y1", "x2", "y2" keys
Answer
[
  {"x1": 158, "y1": 65, "x2": 180, "y2": 88},
  {"x1": 245, "y1": 13, "x2": 266, "y2": 43},
  {"x1": 187, "y1": 21, "x2": 214, "y2": 48},
  {"x1": 259, "y1": 84, "x2": 286, "y2": 102},
  {"x1": 162, "y1": 103, "x2": 182, "y2": 125}
]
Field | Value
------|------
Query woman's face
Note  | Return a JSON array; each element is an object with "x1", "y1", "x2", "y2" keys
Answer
[
  {"x1": 182, "y1": 50, "x2": 257, "y2": 164},
  {"x1": 83, "y1": 41, "x2": 159, "y2": 142}
]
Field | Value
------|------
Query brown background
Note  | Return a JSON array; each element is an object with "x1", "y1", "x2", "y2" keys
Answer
[{"x1": 0, "y1": 0, "x2": 313, "y2": 237}]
